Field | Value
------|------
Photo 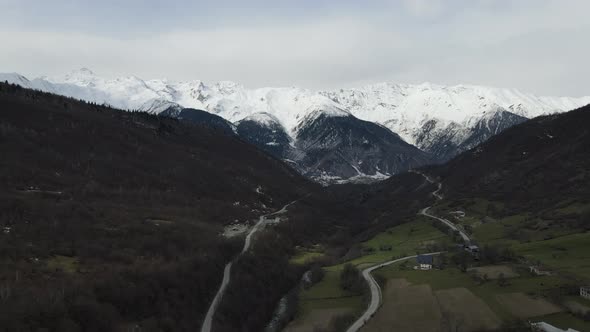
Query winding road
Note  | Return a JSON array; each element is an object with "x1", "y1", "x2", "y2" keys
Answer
[
  {"x1": 345, "y1": 252, "x2": 443, "y2": 332},
  {"x1": 420, "y1": 206, "x2": 471, "y2": 243},
  {"x1": 200, "y1": 199, "x2": 300, "y2": 332},
  {"x1": 414, "y1": 171, "x2": 472, "y2": 244},
  {"x1": 347, "y1": 171, "x2": 469, "y2": 332}
]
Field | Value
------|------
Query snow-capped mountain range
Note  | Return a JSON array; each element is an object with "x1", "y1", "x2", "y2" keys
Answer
[{"x1": 2, "y1": 68, "x2": 589, "y2": 182}]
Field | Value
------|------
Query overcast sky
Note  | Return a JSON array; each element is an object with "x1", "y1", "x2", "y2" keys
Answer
[{"x1": 0, "y1": 0, "x2": 588, "y2": 96}]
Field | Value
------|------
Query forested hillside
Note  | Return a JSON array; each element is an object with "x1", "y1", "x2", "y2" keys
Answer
[
  {"x1": 0, "y1": 82, "x2": 314, "y2": 331},
  {"x1": 433, "y1": 104, "x2": 590, "y2": 232}
]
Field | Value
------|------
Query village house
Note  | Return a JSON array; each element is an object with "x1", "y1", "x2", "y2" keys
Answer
[
  {"x1": 530, "y1": 265, "x2": 553, "y2": 276},
  {"x1": 465, "y1": 244, "x2": 480, "y2": 254},
  {"x1": 416, "y1": 254, "x2": 433, "y2": 270},
  {"x1": 450, "y1": 211, "x2": 466, "y2": 218},
  {"x1": 580, "y1": 286, "x2": 590, "y2": 300}
]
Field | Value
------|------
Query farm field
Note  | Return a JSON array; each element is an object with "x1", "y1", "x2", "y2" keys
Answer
[
  {"x1": 284, "y1": 269, "x2": 364, "y2": 332},
  {"x1": 340, "y1": 218, "x2": 449, "y2": 268},
  {"x1": 495, "y1": 292, "x2": 562, "y2": 318},
  {"x1": 435, "y1": 287, "x2": 501, "y2": 331},
  {"x1": 283, "y1": 307, "x2": 353, "y2": 332},
  {"x1": 467, "y1": 265, "x2": 519, "y2": 280},
  {"x1": 361, "y1": 279, "x2": 443, "y2": 332},
  {"x1": 362, "y1": 279, "x2": 501, "y2": 332},
  {"x1": 286, "y1": 213, "x2": 590, "y2": 331},
  {"x1": 371, "y1": 262, "x2": 590, "y2": 330},
  {"x1": 290, "y1": 251, "x2": 325, "y2": 265},
  {"x1": 285, "y1": 219, "x2": 448, "y2": 331}
]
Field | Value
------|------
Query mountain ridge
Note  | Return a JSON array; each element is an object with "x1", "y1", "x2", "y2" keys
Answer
[
  {"x1": 3, "y1": 69, "x2": 588, "y2": 144},
  {"x1": 3, "y1": 69, "x2": 588, "y2": 180}
]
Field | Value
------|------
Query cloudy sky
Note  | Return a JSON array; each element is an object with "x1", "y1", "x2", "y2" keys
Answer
[{"x1": 0, "y1": 0, "x2": 588, "y2": 96}]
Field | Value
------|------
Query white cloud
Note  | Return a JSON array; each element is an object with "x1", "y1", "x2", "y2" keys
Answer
[
  {"x1": 402, "y1": 0, "x2": 444, "y2": 18},
  {"x1": 0, "y1": 0, "x2": 588, "y2": 96},
  {"x1": 0, "y1": 19, "x2": 409, "y2": 89}
]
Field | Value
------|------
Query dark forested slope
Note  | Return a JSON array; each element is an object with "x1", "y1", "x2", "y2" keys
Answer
[
  {"x1": 0, "y1": 82, "x2": 315, "y2": 331},
  {"x1": 435, "y1": 106, "x2": 589, "y2": 206},
  {"x1": 431, "y1": 104, "x2": 590, "y2": 231}
]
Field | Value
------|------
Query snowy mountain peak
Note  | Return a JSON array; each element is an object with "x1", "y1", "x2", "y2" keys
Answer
[
  {"x1": 307, "y1": 104, "x2": 350, "y2": 119},
  {"x1": 2, "y1": 69, "x2": 589, "y2": 154},
  {"x1": 140, "y1": 99, "x2": 182, "y2": 115},
  {"x1": 324, "y1": 82, "x2": 590, "y2": 146},
  {"x1": 0, "y1": 73, "x2": 31, "y2": 86},
  {"x1": 294, "y1": 105, "x2": 351, "y2": 134},
  {"x1": 73, "y1": 67, "x2": 96, "y2": 76},
  {"x1": 214, "y1": 81, "x2": 243, "y2": 94},
  {"x1": 61, "y1": 67, "x2": 97, "y2": 83},
  {"x1": 238, "y1": 112, "x2": 283, "y2": 127}
]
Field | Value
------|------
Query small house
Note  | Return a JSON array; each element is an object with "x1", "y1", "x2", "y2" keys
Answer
[
  {"x1": 464, "y1": 244, "x2": 480, "y2": 258},
  {"x1": 465, "y1": 245, "x2": 479, "y2": 254},
  {"x1": 530, "y1": 265, "x2": 552, "y2": 276},
  {"x1": 450, "y1": 211, "x2": 465, "y2": 218},
  {"x1": 417, "y1": 254, "x2": 433, "y2": 270},
  {"x1": 580, "y1": 286, "x2": 590, "y2": 300}
]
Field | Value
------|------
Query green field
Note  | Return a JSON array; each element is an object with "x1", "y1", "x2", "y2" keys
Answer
[
  {"x1": 288, "y1": 206, "x2": 590, "y2": 331},
  {"x1": 288, "y1": 219, "x2": 448, "y2": 329},
  {"x1": 432, "y1": 198, "x2": 590, "y2": 277},
  {"x1": 431, "y1": 198, "x2": 522, "y2": 246},
  {"x1": 376, "y1": 263, "x2": 565, "y2": 319},
  {"x1": 378, "y1": 265, "x2": 565, "y2": 293},
  {"x1": 432, "y1": 198, "x2": 503, "y2": 218},
  {"x1": 514, "y1": 232, "x2": 590, "y2": 280},
  {"x1": 293, "y1": 218, "x2": 447, "y2": 314},
  {"x1": 569, "y1": 295, "x2": 590, "y2": 308},
  {"x1": 431, "y1": 196, "x2": 588, "y2": 247},
  {"x1": 541, "y1": 312, "x2": 590, "y2": 332},
  {"x1": 413, "y1": 197, "x2": 590, "y2": 330},
  {"x1": 332, "y1": 218, "x2": 449, "y2": 269},
  {"x1": 470, "y1": 214, "x2": 527, "y2": 246},
  {"x1": 290, "y1": 251, "x2": 325, "y2": 265},
  {"x1": 287, "y1": 269, "x2": 364, "y2": 330},
  {"x1": 46, "y1": 255, "x2": 79, "y2": 273},
  {"x1": 300, "y1": 270, "x2": 360, "y2": 301}
]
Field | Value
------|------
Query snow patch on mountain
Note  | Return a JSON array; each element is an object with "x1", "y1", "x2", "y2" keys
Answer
[
  {"x1": 237, "y1": 112, "x2": 282, "y2": 127},
  {"x1": 140, "y1": 99, "x2": 182, "y2": 115},
  {"x1": 322, "y1": 82, "x2": 590, "y2": 145},
  {"x1": 293, "y1": 104, "x2": 350, "y2": 132},
  {"x1": 197, "y1": 86, "x2": 342, "y2": 137}
]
